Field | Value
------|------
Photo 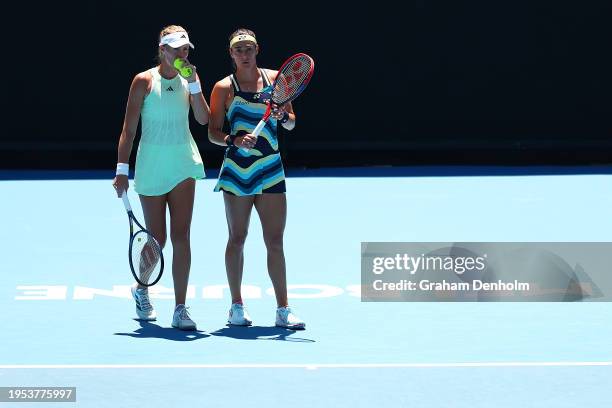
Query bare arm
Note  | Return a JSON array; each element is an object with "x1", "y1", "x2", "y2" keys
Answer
[
  {"x1": 118, "y1": 73, "x2": 148, "y2": 161},
  {"x1": 113, "y1": 72, "x2": 149, "y2": 196},
  {"x1": 189, "y1": 72, "x2": 210, "y2": 125},
  {"x1": 207, "y1": 78, "x2": 232, "y2": 146}
]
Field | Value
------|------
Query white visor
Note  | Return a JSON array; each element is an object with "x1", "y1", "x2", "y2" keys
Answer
[{"x1": 159, "y1": 31, "x2": 194, "y2": 49}]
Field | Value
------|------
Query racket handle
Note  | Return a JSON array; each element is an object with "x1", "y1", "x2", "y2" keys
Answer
[
  {"x1": 121, "y1": 191, "x2": 132, "y2": 212},
  {"x1": 251, "y1": 119, "x2": 267, "y2": 138},
  {"x1": 240, "y1": 119, "x2": 267, "y2": 153}
]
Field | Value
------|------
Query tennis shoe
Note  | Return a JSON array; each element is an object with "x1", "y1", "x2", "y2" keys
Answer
[
  {"x1": 275, "y1": 306, "x2": 305, "y2": 329},
  {"x1": 131, "y1": 285, "x2": 156, "y2": 321},
  {"x1": 172, "y1": 304, "x2": 197, "y2": 331},
  {"x1": 228, "y1": 303, "x2": 253, "y2": 326}
]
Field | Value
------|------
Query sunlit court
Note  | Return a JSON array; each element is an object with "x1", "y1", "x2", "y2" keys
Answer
[{"x1": 2, "y1": 1, "x2": 612, "y2": 406}]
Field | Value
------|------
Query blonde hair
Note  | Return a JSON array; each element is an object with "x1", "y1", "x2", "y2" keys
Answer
[{"x1": 157, "y1": 25, "x2": 189, "y2": 62}]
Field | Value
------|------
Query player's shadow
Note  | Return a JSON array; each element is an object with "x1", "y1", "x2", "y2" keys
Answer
[
  {"x1": 114, "y1": 320, "x2": 210, "y2": 341},
  {"x1": 210, "y1": 325, "x2": 315, "y2": 343}
]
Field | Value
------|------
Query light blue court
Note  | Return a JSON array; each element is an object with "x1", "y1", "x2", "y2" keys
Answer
[{"x1": 1, "y1": 167, "x2": 611, "y2": 407}]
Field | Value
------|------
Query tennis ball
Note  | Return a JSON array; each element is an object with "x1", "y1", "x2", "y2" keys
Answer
[{"x1": 173, "y1": 58, "x2": 193, "y2": 78}]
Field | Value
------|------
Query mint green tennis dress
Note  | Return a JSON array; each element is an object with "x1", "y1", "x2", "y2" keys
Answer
[{"x1": 133, "y1": 67, "x2": 205, "y2": 196}]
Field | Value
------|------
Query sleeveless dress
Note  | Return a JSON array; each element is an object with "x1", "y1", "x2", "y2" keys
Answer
[
  {"x1": 133, "y1": 67, "x2": 205, "y2": 196},
  {"x1": 214, "y1": 69, "x2": 286, "y2": 195}
]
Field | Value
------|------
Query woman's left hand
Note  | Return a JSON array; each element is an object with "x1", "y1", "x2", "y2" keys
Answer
[
  {"x1": 175, "y1": 58, "x2": 197, "y2": 82},
  {"x1": 183, "y1": 61, "x2": 197, "y2": 83},
  {"x1": 270, "y1": 104, "x2": 287, "y2": 120}
]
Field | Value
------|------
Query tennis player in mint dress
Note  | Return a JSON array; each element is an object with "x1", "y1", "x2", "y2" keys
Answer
[
  {"x1": 134, "y1": 64, "x2": 205, "y2": 195},
  {"x1": 112, "y1": 25, "x2": 209, "y2": 331},
  {"x1": 208, "y1": 28, "x2": 305, "y2": 329}
]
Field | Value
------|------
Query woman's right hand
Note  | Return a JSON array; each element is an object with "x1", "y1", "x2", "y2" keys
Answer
[
  {"x1": 112, "y1": 175, "x2": 129, "y2": 198},
  {"x1": 237, "y1": 133, "x2": 257, "y2": 149}
]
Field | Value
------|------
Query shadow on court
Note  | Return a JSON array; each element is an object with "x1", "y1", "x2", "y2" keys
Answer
[
  {"x1": 114, "y1": 320, "x2": 210, "y2": 341},
  {"x1": 211, "y1": 326, "x2": 315, "y2": 343}
]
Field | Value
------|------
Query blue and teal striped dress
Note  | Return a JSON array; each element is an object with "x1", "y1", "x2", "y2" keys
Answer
[{"x1": 214, "y1": 69, "x2": 286, "y2": 195}]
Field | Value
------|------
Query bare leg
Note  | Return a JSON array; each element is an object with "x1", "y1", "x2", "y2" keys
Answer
[
  {"x1": 138, "y1": 193, "x2": 168, "y2": 290},
  {"x1": 223, "y1": 193, "x2": 255, "y2": 304},
  {"x1": 167, "y1": 178, "x2": 196, "y2": 307},
  {"x1": 254, "y1": 193, "x2": 288, "y2": 308}
]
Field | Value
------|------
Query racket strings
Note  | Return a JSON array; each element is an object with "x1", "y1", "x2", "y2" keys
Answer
[
  {"x1": 272, "y1": 55, "x2": 313, "y2": 105},
  {"x1": 131, "y1": 232, "x2": 162, "y2": 285}
]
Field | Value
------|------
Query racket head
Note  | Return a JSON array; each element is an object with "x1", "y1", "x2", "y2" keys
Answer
[
  {"x1": 128, "y1": 227, "x2": 164, "y2": 287},
  {"x1": 271, "y1": 53, "x2": 314, "y2": 105}
]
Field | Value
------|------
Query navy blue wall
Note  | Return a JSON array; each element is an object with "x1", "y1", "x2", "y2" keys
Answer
[{"x1": 3, "y1": 0, "x2": 611, "y2": 168}]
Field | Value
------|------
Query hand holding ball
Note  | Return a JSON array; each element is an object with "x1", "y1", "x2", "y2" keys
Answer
[{"x1": 173, "y1": 59, "x2": 193, "y2": 78}]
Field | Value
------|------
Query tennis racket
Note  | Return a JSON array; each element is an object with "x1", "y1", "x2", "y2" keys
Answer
[
  {"x1": 121, "y1": 191, "x2": 164, "y2": 287},
  {"x1": 241, "y1": 53, "x2": 315, "y2": 152}
]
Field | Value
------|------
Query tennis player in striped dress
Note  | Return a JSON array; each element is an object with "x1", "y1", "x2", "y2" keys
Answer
[{"x1": 208, "y1": 29, "x2": 305, "y2": 329}]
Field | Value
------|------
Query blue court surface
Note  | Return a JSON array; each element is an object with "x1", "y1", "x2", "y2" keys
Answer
[{"x1": 1, "y1": 167, "x2": 611, "y2": 407}]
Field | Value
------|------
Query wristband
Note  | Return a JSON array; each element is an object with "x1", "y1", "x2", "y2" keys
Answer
[
  {"x1": 225, "y1": 134, "x2": 237, "y2": 146},
  {"x1": 116, "y1": 163, "x2": 129, "y2": 176},
  {"x1": 280, "y1": 111, "x2": 290, "y2": 124},
  {"x1": 188, "y1": 81, "x2": 202, "y2": 94}
]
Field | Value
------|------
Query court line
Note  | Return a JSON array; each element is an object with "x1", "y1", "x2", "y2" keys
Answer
[{"x1": 1, "y1": 362, "x2": 611, "y2": 369}]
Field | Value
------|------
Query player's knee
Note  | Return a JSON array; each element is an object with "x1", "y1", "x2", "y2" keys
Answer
[
  {"x1": 170, "y1": 229, "x2": 189, "y2": 246},
  {"x1": 153, "y1": 233, "x2": 167, "y2": 249},
  {"x1": 264, "y1": 233, "x2": 284, "y2": 252},
  {"x1": 228, "y1": 231, "x2": 248, "y2": 248}
]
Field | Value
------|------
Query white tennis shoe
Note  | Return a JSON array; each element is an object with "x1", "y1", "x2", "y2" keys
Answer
[
  {"x1": 275, "y1": 306, "x2": 305, "y2": 329},
  {"x1": 172, "y1": 304, "x2": 197, "y2": 331},
  {"x1": 228, "y1": 303, "x2": 253, "y2": 326},
  {"x1": 131, "y1": 285, "x2": 156, "y2": 321}
]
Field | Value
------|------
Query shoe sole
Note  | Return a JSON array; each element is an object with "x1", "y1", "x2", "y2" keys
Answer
[
  {"x1": 172, "y1": 324, "x2": 197, "y2": 331},
  {"x1": 275, "y1": 323, "x2": 306, "y2": 330},
  {"x1": 136, "y1": 316, "x2": 157, "y2": 321},
  {"x1": 227, "y1": 321, "x2": 253, "y2": 326}
]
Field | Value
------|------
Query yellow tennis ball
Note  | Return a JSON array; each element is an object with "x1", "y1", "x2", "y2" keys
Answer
[{"x1": 173, "y1": 58, "x2": 193, "y2": 78}]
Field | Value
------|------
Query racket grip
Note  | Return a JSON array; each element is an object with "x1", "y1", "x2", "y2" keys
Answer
[
  {"x1": 121, "y1": 191, "x2": 132, "y2": 211},
  {"x1": 240, "y1": 120, "x2": 267, "y2": 153},
  {"x1": 251, "y1": 119, "x2": 267, "y2": 138}
]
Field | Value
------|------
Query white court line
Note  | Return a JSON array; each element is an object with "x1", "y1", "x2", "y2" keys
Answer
[{"x1": 0, "y1": 362, "x2": 611, "y2": 369}]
